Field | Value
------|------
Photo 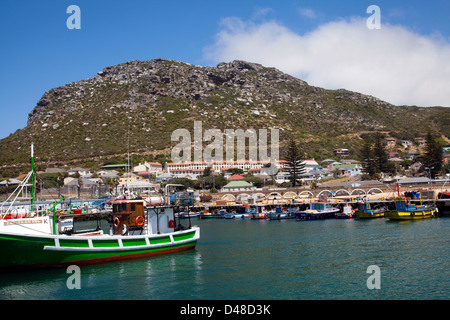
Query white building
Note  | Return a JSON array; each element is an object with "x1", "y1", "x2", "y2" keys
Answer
[
  {"x1": 165, "y1": 160, "x2": 289, "y2": 180},
  {"x1": 67, "y1": 167, "x2": 90, "y2": 176},
  {"x1": 133, "y1": 162, "x2": 163, "y2": 176}
]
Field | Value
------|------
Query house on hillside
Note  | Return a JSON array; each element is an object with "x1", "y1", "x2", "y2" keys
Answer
[
  {"x1": 405, "y1": 152, "x2": 420, "y2": 161},
  {"x1": 133, "y1": 162, "x2": 163, "y2": 176},
  {"x1": 333, "y1": 148, "x2": 349, "y2": 156},
  {"x1": 227, "y1": 174, "x2": 245, "y2": 181},
  {"x1": 384, "y1": 138, "x2": 396, "y2": 149},
  {"x1": 388, "y1": 152, "x2": 400, "y2": 159},
  {"x1": 401, "y1": 140, "x2": 412, "y2": 149},
  {"x1": 68, "y1": 167, "x2": 90, "y2": 177},
  {"x1": 332, "y1": 164, "x2": 362, "y2": 177},
  {"x1": 96, "y1": 170, "x2": 119, "y2": 179}
]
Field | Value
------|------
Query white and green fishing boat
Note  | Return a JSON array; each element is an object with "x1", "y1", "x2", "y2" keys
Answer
[{"x1": 0, "y1": 144, "x2": 200, "y2": 270}]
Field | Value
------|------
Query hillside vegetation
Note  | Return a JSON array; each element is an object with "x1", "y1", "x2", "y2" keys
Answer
[{"x1": 0, "y1": 59, "x2": 449, "y2": 176}]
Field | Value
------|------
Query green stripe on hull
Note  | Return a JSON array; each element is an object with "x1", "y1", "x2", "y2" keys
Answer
[
  {"x1": 60, "y1": 239, "x2": 90, "y2": 248},
  {"x1": 122, "y1": 238, "x2": 147, "y2": 247},
  {"x1": 150, "y1": 236, "x2": 171, "y2": 244},
  {"x1": 92, "y1": 239, "x2": 120, "y2": 248},
  {"x1": 173, "y1": 231, "x2": 196, "y2": 241}
]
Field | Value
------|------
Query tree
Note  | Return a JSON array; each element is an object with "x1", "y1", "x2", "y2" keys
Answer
[
  {"x1": 202, "y1": 167, "x2": 212, "y2": 177},
  {"x1": 228, "y1": 168, "x2": 244, "y2": 175},
  {"x1": 195, "y1": 174, "x2": 227, "y2": 190},
  {"x1": 422, "y1": 130, "x2": 443, "y2": 178},
  {"x1": 360, "y1": 138, "x2": 376, "y2": 178},
  {"x1": 167, "y1": 177, "x2": 195, "y2": 189},
  {"x1": 373, "y1": 132, "x2": 389, "y2": 174},
  {"x1": 285, "y1": 139, "x2": 305, "y2": 187},
  {"x1": 245, "y1": 176, "x2": 263, "y2": 188}
]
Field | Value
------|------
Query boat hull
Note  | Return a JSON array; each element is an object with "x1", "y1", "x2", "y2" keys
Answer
[
  {"x1": 295, "y1": 210, "x2": 339, "y2": 220},
  {"x1": 354, "y1": 211, "x2": 385, "y2": 219},
  {"x1": 267, "y1": 213, "x2": 295, "y2": 220},
  {"x1": 384, "y1": 209, "x2": 436, "y2": 220},
  {"x1": 198, "y1": 214, "x2": 216, "y2": 219},
  {"x1": 0, "y1": 227, "x2": 199, "y2": 270}
]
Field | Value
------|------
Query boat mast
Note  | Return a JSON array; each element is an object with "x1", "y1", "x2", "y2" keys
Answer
[{"x1": 30, "y1": 143, "x2": 36, "y2": 213}]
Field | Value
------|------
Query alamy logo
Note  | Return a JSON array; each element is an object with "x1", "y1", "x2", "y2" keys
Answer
[
  {"x1": 66, "y1": 5, "x2": 81, "y2": 30},
  {"x1": 66, "y1": 265, "x2": 81, "y2": 289},
  {"x1": 366, "y1": 265, "x2": 381, "y2": 290},
  {"x1": 171, "y1": 121, "x2": 279, "y2": 172},
  {"x1": 366, "y1": 5, "x2": 381, "y2": 30}
]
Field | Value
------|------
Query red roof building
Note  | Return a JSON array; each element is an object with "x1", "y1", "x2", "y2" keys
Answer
[{"x1": 228, "y1": 174, "x2": 245, "y2": 181}]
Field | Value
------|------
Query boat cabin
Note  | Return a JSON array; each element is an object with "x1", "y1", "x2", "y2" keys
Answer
[
  {"x1": 111, "y1": 200, "x2": 146, "y2": 235},
  {"x1": 110, "y1": 199, "x2": 178, "y2": 236}
]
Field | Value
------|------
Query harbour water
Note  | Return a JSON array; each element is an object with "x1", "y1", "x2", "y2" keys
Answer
[{"x1": 0, "y1": 217, "x2": 448, "y2": 300}]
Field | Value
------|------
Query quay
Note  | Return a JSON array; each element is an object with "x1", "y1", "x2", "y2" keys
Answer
[
  {"x1": 2, "y1": 183, "x2": 450, "y2": 219},
  {"x1": 190, "y1": 198, "x2": 450, "y2": 217}
]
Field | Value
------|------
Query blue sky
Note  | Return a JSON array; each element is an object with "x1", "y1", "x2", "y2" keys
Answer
[{"x1": 0, "y1": 1, "x2": 449, "y2": 139}]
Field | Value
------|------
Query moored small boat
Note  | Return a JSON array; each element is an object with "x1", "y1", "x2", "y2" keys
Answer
[
  {"x1": 354, "y1": 201, "x2": 387, "y2": 219},
  {"x1": 384, "y1": 183, "x2": 437, "y2": 220},
  {"x1": 224, "y1": 206, "x2": 251, "y2": 219},
  {"x1": 250, "y1": 204, "x2": 269, "y2": 219},
  {"x1": 198, "y1": 209, "x2": 218, "y2": 219},
  {"x1": 295, "y1": 201, "x2": 340, "y2": 220},
  {"x1": 335, "y1": 204, "x2": 355, "y2": 219},
  {"x1": 384, "y1": 198, "x2": 437, "y2": 220},
  {"x1": 266, "y1": 207, "x2": 297, "y2": 220}
]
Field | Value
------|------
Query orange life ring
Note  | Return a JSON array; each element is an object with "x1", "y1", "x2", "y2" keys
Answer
[
  {"x1": 113, "y1": 217, "x2": 120, "y2": 227},
  {"x1": 135, "y1": 216, "x2": 145, "y2": 227},
  {"x1": 168, "y1": 220, "x2": 175, "y2": 228}
]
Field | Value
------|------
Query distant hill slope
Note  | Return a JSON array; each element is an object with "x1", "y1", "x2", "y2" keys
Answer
[{"x1": 1, "y1": 58, "x2": 449, "y2": 170}]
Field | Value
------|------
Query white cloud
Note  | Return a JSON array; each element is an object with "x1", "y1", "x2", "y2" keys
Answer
[
  {"x1": 203, "y1": 17, "x2": 450, "y2": 107},
  {"x1": 298, "y1": 8, "x2": 316, "y2": 19}
]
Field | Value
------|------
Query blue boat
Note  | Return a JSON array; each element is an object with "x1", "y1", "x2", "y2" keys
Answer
[
  {"x1": 224, "y1": 206, "x2": 252, "y2": 219},
  {"x1": 295, "y1": 201, "x2": 340, "y2": 220},
  {"x1": 250, "y1": 204, "x2": 269, "y2": 219}
]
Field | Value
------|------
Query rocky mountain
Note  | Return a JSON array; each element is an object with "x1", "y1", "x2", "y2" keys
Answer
[{"x1": 1, "y1": 58, "x2": 449, "y2": 174}]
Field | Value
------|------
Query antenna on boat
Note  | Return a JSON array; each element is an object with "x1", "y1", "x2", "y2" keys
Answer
[{"x1": 30, "y1": 143, "x2": 36, "y2": 213}]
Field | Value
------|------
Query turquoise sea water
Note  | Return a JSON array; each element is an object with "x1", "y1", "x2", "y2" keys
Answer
[{"x1": 0, "y1": 217, "x2": 448, "y2": 300}]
